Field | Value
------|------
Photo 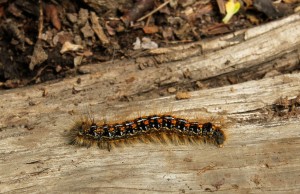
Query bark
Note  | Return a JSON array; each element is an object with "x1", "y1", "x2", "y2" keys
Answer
[{"x1": 0, "y1": 14, "x2": 300, "y2": 193}]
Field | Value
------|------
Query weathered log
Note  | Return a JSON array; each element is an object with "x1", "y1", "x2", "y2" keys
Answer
[{"x1": 0, "y1": 14, "x2": 300, "y2": 193}]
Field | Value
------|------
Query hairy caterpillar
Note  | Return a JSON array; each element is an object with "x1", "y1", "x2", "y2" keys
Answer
[{"x1": 70, "y1": 114, "x2": 226, "y2": 151}]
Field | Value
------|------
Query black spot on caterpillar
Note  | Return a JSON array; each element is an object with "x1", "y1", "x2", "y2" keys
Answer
[{"x1": 69, "y1": 115, "x2": 226, "y2": 151}]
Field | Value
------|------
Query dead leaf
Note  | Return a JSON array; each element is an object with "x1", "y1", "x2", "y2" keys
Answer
[
  {"x1": 217, "y1": 0, "x2": 226, "y2": 14},
  {"x1": 246, "y1": 14, "x2": 260, "y2": 24},
  {"x1": 60, "y1": 41, "x2": 83, "y2": 54},
  {"x1": 29, "y1": 40, "x2": 48, "y2": 70},
  {"x1": 0, "y1": 6, "x2": 4, "y2": 18},
  {"x1": 143, "y1": 25, "x2": 159, "y2": 34},
  {"x1": 45, "y1": 4, "x2": 61, "y2": 30},
  {"x1": 80, "y1": 21, "x2": 94, "y2": 38},
  {"x1": 242, "y1": 0, "x2": 253, "y2": 8},
  {"x1": 90, "y1": 12, "x2": 109, "y2": 45},
  {"x1": 202, "y1": 23, "x2": 230, "y2": 35},
  {"x1": 133, "y1": 37, "x2": 158, "y2": 50},
  {"x1": 8, "y1": 3, "x2": 22, "y2": 17},
  {"x1": 78, "y1": 8, "x2": 89, "y2": 26}
]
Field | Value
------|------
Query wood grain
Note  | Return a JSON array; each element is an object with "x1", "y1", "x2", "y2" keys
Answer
[
  {"x1": 1, "y1": 14, "x2": 300, "y2": 194},
  {"x1": 1, "y1": 72, "x2": 300, "y2": 193}
]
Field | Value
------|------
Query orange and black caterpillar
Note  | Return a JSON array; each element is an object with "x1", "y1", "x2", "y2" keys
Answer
[{"x1": 70, "y1": 115, "x2": 226, "y2": 151}]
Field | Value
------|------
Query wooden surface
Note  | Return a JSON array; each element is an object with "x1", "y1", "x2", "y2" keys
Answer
[
  {"x1": 1, "y1": 73, "x2": 300, "y2": 193},
  {"x1": 1, "y1": 14, "x2": 300, "y2": 194}
]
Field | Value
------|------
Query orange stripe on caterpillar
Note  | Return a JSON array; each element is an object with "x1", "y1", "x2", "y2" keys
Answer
[{"x1": 69, "y1": 115, "x2": 226, "y2": 151}]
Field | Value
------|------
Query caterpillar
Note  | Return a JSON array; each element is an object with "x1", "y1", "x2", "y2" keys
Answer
[{"x1": 70, "y1": 114, "x2": 226, "y2": 151}]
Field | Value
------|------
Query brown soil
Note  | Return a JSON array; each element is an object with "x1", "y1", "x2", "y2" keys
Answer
[{"x1": 0, "y1": 0, "x2": 299, "y2": 91}]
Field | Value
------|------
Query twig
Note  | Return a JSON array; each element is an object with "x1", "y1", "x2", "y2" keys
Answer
[
  {"x1": 137, "y1": 0, "x2": 171, "y2": 22},
  {"x1": 38, "y1": 0, "x2": 43, "y2": 39},
  {"x1": 91, "y1": 12, "x2": 110, "y2": 45}
]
